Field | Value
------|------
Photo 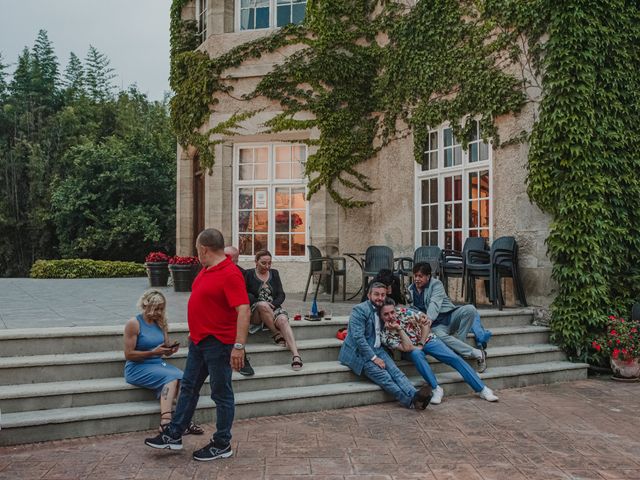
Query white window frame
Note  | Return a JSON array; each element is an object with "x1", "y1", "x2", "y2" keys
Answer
[
  {"x1": 196, "y1": 0, "x2": 208, "y2": 44},
  {"x1": 233, "y1": 142, "x2": 309, "y2": 262},
  {"x1": 235, "y1": 0, "x2": 307, "y2": 32},
  {"x1": 414, "y1": 121, "x2": 493, "y2": 251}
]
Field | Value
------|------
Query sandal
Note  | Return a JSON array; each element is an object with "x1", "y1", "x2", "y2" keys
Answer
[
  {"x1": 158, "y1": 411, "x2": 172, "y2": 433},
  {"x1": 272, "y1": 333, "x2": 286, "y2": 347},
  {"x1": 184, "y1": 421, "x2": 204, "y2": 435},
  {"x1": 291, "y1": 355, "x2": 303, "y2": 371}
]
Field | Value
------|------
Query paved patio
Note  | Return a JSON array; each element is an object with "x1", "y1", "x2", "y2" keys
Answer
[
  {"x1": 0, "y1": 278, "x2": 359, "y2": 329},
  {"x1": 0, "y1": 378, "x2": 638, "y2": 479}
]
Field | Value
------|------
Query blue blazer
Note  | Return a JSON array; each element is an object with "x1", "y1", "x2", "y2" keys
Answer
[
  {"x1": 410, "y1": 278, "x2": 456, "y2": 320},
  {"x1": 338, "y1": 301, "x2": 380, "y2": 375}
]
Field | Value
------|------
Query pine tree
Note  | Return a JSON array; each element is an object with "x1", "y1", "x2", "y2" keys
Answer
[
  {"x1": 10, "y1": 47, "x2": 33, "y2": 102},
  {"x1": 0, "y1": 53, "x2": 7, "y2": 99},
  {"x1": 63, "y1": 52, "x2": 85, "y2": 99},
  {"x1": 84, "y1": 45, "x2": 115, "y2": 102},
  {"x1": 31, "y1": 29, "x2": 59, "y2": 105}
]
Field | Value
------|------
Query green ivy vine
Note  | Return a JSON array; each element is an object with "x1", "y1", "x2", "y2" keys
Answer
[{"x1": 169, "y1": 0, "x2": 640, "y2": 357}]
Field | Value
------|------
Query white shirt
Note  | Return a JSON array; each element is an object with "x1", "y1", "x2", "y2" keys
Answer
[{"x1": 373, "y1": 312, "x2": 381, "y2": 349}]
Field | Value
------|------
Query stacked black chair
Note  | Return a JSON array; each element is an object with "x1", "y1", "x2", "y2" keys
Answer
[
  {"x1": 465, "y1": 236, "x2": 527, "y2": 310},
  {"x1": 302, "y1": 245, "x2": 346, "y2": 303},
  {"x1": 440, "y1": 237, "x2": 486, "y2": 297},
  {"x1": 631, "y1": 302, "x2": 640, "y2": 322},
  {"x1": 362, "y1": 246, "x2": 395, "y2": 296}
]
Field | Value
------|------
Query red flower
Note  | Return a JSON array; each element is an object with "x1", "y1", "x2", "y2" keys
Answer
[
  {"x1": 610, "y1": 330, "x2": 617, "y2": 336},
  {"x1": 145, "y1": 251, "x2": 170, "y2": 263},
  {"x1": 631, "y1": 328, "x2": 637, "y2": 334},
  {"x1": 609, "y1": 315, "x2": 616, "y2": 320},
  {"x1": 591, "y1": 341, "x2": 602, "y2": 352},
  {"x1": 612, "y1": 348, "x2": 620, "y2": 359},
  {"x1": 169, "y1": 255, "x2": 200, "y2": 265}
]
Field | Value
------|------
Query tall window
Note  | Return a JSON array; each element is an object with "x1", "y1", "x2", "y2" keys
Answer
[
  {"x1": 234, "y1": 144, "x2": 308, "y2": 259},
  {"x1": 415, "y1": 121, "x2": 492, "y2": 251},
  {"x1": 197, "y1": 0, "x2": 208, "y2": 43},
  {"x1": 238, "y1": 0, "x2": 306, "y2": 31}
]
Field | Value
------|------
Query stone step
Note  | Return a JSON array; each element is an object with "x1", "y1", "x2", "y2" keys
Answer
[
  {"x1": 0, "y1": 325, "x2": 550, "y2": 385},
  {"x1": 0, "y1": 344, "x2": 565, "y2": 413},
  {"x1": 0, "y1": 361, "x2": 588, "y2": 446},
  {"x1": 0, "y1": 309, "x2": 535, "y2": 357}
]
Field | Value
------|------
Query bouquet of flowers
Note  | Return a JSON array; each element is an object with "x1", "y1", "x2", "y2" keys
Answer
[{"x1": 145, "y1": 251, "x2": 170, "y2": 263}]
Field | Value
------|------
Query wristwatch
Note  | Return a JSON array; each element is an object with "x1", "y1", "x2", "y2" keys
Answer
[{"x1": 233, "y1": 343, "x2": 245, "y2": 350}]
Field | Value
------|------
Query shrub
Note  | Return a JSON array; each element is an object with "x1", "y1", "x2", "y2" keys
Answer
[{"x1": 30, "y1": 259, "x2": 146, "y2": 279}]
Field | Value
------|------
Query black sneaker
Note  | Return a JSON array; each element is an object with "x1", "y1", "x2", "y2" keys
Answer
[
  {"x1": 144, "y1": 428, "x2": 183, "y2": 450},
  {"x1": 413, "y1": 384, "x2": 433, "y2": 410},
  {"x1": 193, "y1": 441, "x2": 233, "y2": 461},
  {"x1": 239, "y1": 354, "x2": 255, "y2": 376}
]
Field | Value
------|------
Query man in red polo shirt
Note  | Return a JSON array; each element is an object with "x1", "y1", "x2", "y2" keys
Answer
[{"x1": 145, "y1": 228, "x2": 250, "y2": 461}]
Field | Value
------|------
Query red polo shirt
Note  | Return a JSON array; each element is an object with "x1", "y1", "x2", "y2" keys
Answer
[{"x1": 188, "y1": 257, "x2": 249, "y2": 345}]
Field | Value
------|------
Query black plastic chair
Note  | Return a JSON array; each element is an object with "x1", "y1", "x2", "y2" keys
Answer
[
  {"x1": 302, "y1": 245, "x2": 346, "y2": 303},
  {"x1": 632, "y1": 303, "x2": 640, "y2": 321},
  {"x1": 492, "y1": 236, "x2": 527, "y2": 309},
  {"x1": 440, "y1": 237, "x2": 486, "y2": 296},
  {"x1": 362, "y1": 246, "x2": 395, "y2": 296},
  {"x1": 466, "y1": 236, "x2": 527, "y2": 309}
]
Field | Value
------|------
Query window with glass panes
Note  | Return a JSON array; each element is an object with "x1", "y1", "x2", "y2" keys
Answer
[
  {"x1": 234, "y1": 144, "x2": 308, "y2": 259},
  {"x1": 197, "y1": 0, "x2": 208, "y2": 43},
  {"x1": 238, "y1": 0, "x2": 306, "y2": 30},
  {"x1": 415, "y1": 121, "x2": 492, "y2": 252}
]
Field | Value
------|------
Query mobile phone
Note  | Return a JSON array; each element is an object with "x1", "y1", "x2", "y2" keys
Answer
[{"x1": 164, "y1": 341, "x2": 180, "y2": 348}]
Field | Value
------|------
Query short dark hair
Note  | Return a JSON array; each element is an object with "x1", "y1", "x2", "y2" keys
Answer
[
  {"x1": 374, "y1": 268, "x2": 395, "y2": 286},
  {"x1": 255, "y1": 250, "x2": 272, "y2": 261},
  {"x1": 412, "y1": 261, "x2": 431, "y2": 276},
  {"x1": 368, "y1": 281, "x2": 387, "y2": 293},
  {"x1": 383, "y1": 298, "x2": 396, "y2": 306},
  {"x1": 197, "y1": 228, "x2": 225, "y2": 251}
]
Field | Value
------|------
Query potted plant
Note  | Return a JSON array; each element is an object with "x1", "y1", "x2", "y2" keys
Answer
[
  {"x1": 592, "y1": 315, "x2": 640, "y2": 381},
  {"x1": 145, "y1": 252, "x2": 170, "y2": 287},
  {"x1": 169, "y1": 255, "x2": 200, "y2": 292}
]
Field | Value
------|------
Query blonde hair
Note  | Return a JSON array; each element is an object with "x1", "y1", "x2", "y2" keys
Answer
[{"x1": 137, "y1": 289, "x2": 168, "y2": 332}]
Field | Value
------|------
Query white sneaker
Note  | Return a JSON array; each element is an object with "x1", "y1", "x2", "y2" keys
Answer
[
  {"x1": 431, "y1": 386, "x2": 444, "y2": 405},
  {"x1": 479, "y1": 386, "x2": 499, "y2": 402}
]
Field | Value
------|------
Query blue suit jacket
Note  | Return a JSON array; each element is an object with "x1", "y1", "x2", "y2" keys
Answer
[
  {"x1": 410, "y1": 278, "x2": 456, "y2": 320},
  {"x1": 338, "y1": 301, "x2": 380, "y2": 375}
]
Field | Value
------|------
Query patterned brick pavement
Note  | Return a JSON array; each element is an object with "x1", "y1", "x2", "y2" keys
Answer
[{"x1": 1, "y1": 378, "x2": 639, "y2": 480}]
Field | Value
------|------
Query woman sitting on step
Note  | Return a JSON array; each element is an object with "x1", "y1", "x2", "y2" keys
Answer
[
  {"x1": 244, "y1": 249, "x2": 303, "y2": 371},
  {"x1": 123, "y1": 289, "x2": 203, "y2": 434}
]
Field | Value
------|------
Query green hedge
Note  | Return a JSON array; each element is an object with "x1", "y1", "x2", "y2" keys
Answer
[{"x1": 30, "y1": 259, "x2": 147, "y2": 279}]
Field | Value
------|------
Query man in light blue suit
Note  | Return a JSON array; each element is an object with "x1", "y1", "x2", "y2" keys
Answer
[
  {"x1": 339, "y1": 282, "x2": 432, "y2": 410},
  {"x1": 408, "y1": 262, "x2": 488, "y2": 372}
]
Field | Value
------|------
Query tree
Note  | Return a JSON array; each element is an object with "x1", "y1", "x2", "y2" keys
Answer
[
  {"x1": 31, "y1": 29, "x2": 59, "y2": 106},
  {"x1": 84, "y1": 45, "x2": 116, "y2": 102},
  {"x1": 63, "y1": 52, "x2": 85, "y2": 99}
]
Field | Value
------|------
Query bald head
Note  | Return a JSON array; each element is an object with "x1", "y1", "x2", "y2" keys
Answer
[{"x1": 224, "y1": 246, "x2": 239, "y2": 264}]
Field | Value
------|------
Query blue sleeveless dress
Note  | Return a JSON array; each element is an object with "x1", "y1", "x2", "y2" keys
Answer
[{"x1": 124, "y1": 314, "x2": 183, "y2": 398}]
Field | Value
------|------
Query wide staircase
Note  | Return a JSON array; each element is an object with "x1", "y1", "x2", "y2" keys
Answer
[{"x1": 0, "y1": 308, "x2": 587, "y2": 446}]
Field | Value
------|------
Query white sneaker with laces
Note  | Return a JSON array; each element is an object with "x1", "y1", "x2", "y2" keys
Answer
[
  {"x1": 431, "y1": 386, "x2": 444, "y2": 405},
  {"x1": 248, "y1": 324, "x2": 262, "y2": 335},
  {"x1": 479, "y1": 386, "x2": 499, "y2": 402}
]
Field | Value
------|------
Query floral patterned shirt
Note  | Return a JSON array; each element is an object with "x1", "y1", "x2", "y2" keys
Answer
[{"x1": 381, "y1": 306, "x2": 429, "y2": 350}]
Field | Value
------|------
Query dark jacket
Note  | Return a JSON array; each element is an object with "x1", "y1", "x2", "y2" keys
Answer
[{"x1": 244, "y1": 268, "x2": 285, "y2": 308}]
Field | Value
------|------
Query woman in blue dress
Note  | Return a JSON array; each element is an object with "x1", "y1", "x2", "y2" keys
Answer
[{"x1": 123, "y1": 289, "x2": 203, "y2": 434}]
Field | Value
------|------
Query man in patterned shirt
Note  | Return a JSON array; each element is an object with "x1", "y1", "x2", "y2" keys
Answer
[{"x1": 380, "y1": 300, "x2": 498, "y2": 404}]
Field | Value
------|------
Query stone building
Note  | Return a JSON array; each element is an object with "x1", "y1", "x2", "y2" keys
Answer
[{"x1": 175, "y1": 0, "x2": 553, "y2": 306}]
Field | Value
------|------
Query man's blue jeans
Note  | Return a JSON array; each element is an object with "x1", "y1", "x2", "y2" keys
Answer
[
  {"x1": 402, "y1": 336, "x2": 485, "y2": 393},
  {"x1": 167, "y1": 335, "x2": 234, "y2": 447},
  {"x1": 362, "y1": 348, "x2": 416, "y2": 408}
]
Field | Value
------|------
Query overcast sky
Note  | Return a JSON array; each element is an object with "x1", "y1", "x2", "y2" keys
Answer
[{"x1": 0, "y1": 0, "x2": 172, "y2": 100}]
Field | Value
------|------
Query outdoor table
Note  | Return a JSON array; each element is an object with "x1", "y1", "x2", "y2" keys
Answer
[{"x1": 343, "y1": 252, "x2": 365, "y2": 300}]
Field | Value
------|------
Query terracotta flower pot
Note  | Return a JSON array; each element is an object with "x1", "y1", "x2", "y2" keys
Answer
[
  {"x1": 610, "y1": 356, "x2": 640, "y2": 379},
  {"x1": 145, "y1": 262, "x2": 169, "y2": 287}
]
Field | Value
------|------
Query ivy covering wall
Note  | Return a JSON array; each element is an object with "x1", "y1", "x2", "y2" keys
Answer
[{"x1": 169, "y1": 0, "x2": 640, "y2": 359}]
